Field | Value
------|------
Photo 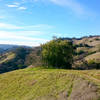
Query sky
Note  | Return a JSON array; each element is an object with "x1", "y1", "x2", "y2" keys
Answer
[{"x1": 0, "y1": 0, "x2": 100, "y2": 46}]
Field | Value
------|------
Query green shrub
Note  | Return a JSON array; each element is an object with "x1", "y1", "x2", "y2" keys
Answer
[
  {"x1": 85, "y1": 60, "x2": 100, "y2": 69},
  {"x1": 41, "y1": 39, "x2": 74, "y2": 69},
  {"x1": 77, "y1": 50, "x2": 85, "y2": 55}
]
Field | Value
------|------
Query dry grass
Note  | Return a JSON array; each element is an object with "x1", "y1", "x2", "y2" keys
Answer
[
  {"x1": 85, "y1": 52, "x2": 100, "y2": 62},
  {"x1": 0, "y1": 68, "x2": 100, "y2": 100},
  {"x1": 0, "y1": 52, "x2": 15, "y2": 64}
]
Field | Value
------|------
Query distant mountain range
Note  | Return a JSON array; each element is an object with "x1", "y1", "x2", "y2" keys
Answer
[
  {"x1": 0, "y1": 44, "x2": 19, "y2": 50},
  {"x1": 0, "y1": 44, "x2": 30, "y2": 53},
  {"x1": 0, "y1": 44, "x2": 19, "y2": 54}
]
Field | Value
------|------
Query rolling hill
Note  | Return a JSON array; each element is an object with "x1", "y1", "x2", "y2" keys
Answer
[
  {"x1": 0, "y1": 47, "x2": 31, "y2": 73},
  {"x1": 0, "y1": 36, "x2": 100, "y2": 73},
  {"x1": 0, "y1": 36, "x2": 100, "y2": 100},
  {"x1": 0, "y1": 44, "x2": 19, "y2": 54},
  {"x1": 0, "y1": 67, "x2": 100, "y2": 100},
  {"x1": 0, "y1": 44, "x2": 18, "y2": 50},
  {"x1": 70, "y1": 36, "x2": 100, "y2": 69}
]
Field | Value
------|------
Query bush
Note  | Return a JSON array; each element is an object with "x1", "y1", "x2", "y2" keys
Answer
[
  {"x1": 77, "y1": 50, "x2": 85, "y2": 55},
  {"x1": 87, "y1": 60, "x2": 100, "y2": 69},
  {"x1": 41, "y1": 39, "x2": 74, "y2": 69}
]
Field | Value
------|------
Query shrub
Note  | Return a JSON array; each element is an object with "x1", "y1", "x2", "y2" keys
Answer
[
  {"x1": 81, "y1": 60, "x2": 100, "y2": 69},
  {"x1": 77, "y1": 50, "x2": 85, "y2": 55},
  {"x1": 41, "y1": 39, "x2": 74, "y2": 69}
]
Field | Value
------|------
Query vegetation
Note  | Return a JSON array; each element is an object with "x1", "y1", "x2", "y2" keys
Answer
[
  {"x1": 25, "y1": 47, "x2": 41, "y2": 67},
  {"x1": 0, "y1": 36, "x2": 100, "y2": 100},
  {"x1": 0, "y1": 36, "x2": 100, "y2": 74},
  {"x1": 0, "y1": 47, "x2": 30, "y2": 74},
  {"x1": 41, "y1": 39, "x2": 73, "y2": 69},
  {"x1": 0, "y1": 67, "x2": 100, "y2": 100}
]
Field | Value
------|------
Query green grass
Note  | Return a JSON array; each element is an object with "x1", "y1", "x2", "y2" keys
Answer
[
  {"x1": 0, "y1": 68, "x2": 100, "y2": 100},
  {"x1": 0, "y1": 52, "x2": 15, "y2": 64}
]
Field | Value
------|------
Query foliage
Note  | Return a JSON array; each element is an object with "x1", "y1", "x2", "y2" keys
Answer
[
  {"x1": 87, "y1": 59, "x2": 100, "y2": 69},
  {"x1": 25, "y1": 47, "x2": 42, "y2": 66},
  {"x1": 41, "y1": 39, "x2": 73, "y2": 69},
  {"x1": 76, "y1": 50, "x2": 85, "y2": 55}
]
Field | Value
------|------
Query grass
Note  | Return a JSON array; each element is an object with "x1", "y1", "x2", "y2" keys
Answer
[
  {"x1": 85, "y1": 52, "x2": 100, "y2": 62},
  {"x1": 0, "y1": 52, "x2": 15, "y2": 64},
  {"x1": 0, "y1": 68, "x2": 100, "y2": 100}
]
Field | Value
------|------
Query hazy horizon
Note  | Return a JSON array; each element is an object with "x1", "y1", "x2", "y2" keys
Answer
[{"x1": 0, "y1": 0, "x2": 100, "y2": 46}]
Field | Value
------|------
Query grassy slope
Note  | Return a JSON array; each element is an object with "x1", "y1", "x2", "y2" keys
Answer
[
  {"x1": 0, "y1": 68, "x2": 100, "y2": 100},
  {"x1": 0, "y1": 52, "x2": 15, "y2": 64},
  {"x1": 85, "y1": 52, "x2": 100, "y2": 62}
]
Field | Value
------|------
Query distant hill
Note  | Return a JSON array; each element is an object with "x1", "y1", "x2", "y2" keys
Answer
[
  {"x1": 61, "y1": 36, "x2": 100, "y2": 69},
  {"x1": 72, "y1": 36, "x2": 100, "y2": 69},
  {"x1": 0, "y1": 36, "x2": 100, "y2": 73},
  {"x1": 0, "y1": 44, "x2": 20, "y2": 54},
  {"x1": 0, "y1": 44, "x2": 30, "y2": 53},
  {"x1": 0, "y1": 36, "x2": 100, "y2": 100},
  {"x1": 0, "y1": 46, "x2": 41, "y2": 74},
  {"x1": 0, "y1": 48, "x2": 4, "y2": 53},
  {"x1": 0, "y1": 44, "x2": 19, "y2": 50}
]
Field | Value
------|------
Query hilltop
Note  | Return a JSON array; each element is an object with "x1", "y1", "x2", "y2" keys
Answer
[{"x1": 0, "y1": 68, "x2": 100, "y2": 100}]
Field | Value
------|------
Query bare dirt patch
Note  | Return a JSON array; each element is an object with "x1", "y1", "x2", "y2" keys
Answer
[{"x1": 69, "y1": 79, "x2": 100, "y2": 100}]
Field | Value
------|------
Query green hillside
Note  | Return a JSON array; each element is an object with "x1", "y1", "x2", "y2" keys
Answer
[{"x1": 0, "y1": 68, "x2": 100, "y2": 100}]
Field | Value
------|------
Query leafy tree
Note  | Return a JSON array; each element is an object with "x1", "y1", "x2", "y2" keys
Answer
[{"x1": 41, "y1": 39, "x2": 73, "y2": 69}]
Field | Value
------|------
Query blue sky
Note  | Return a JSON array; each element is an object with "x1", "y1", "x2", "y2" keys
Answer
[{"x1": 0, "y1": 0, "x2": 100, "y2": 46}]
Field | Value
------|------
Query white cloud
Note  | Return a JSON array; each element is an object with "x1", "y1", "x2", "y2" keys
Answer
[
  {"x1": 0, "y1": 23, "x2": 52, "y2": 46},
  {"x1": 0, "y1": 22, "x2": 53, "y2": 30},
  {"x1": 13, "y1": 2, "x2": 20, "y2": 5},
  {"x1": 7, "y1": 0, "x2": 84, "y2": 14},
  {"x1": 0, "y1": 31, "x2": 49, "y2": 46},
  {"x1": 7, "y1": 4, "x2": 19, "y2": 8},
  {"x1": 0, "y1": 40, "x2": 40, "y2": 47},
  {"x1": 0, "y1": 23, "x2": 22, "y2": 29},
  {"x1": 7, "y1": 2, "x2": 27, "y2": 10},
  {"x1": 18, "y1": 7, "x2": 27, "y2": 10},
  {"x1": 26, "y1": 24, "x2": 53, "y2": 29},
  {"x1": 49, "y1": 0, "x2": 84, "y2": 15}
]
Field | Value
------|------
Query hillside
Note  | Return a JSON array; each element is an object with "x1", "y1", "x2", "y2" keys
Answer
[
  {"x1": 0, "y1": 44, "x2": 19, "y2": 54},
  {"x1": 0, "y1": 52, "x2": 15, "y2": 64},
  {"x1": 70, "y1": 36, "x2": 100, "y2": 69},
  {"x1": 0, "y1": 44, "x2": 18, "y2": 50},
  {"x1": 0, "y1": 68, "x2": 100, "y2": 100},
  {"x1": 0, "y1": 36, "x2": 100, "y2": 73},
  {"x1": 0, "y1": 47, "x2": 31, "y2": 74},
  {"x1": 0, "y1": 44, "x2": 30, "y2": 54}
]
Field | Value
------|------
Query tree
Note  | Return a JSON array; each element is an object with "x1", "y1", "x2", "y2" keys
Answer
[{"x1": 41, "y1": 39, "x2": 73, "y2": 69}]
